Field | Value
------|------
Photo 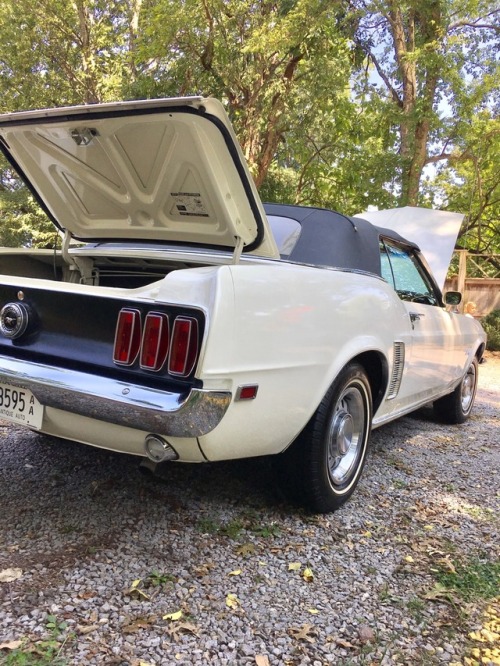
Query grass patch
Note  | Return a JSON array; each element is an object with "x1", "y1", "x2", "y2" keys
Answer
[
  {"x1": 220, "y1": 519, "x2": 245, "y2": 539},
  {"x1": 195, "y1": 517, "x2": 220, "y2": 534},
  {"x1": 406, "y1": 596, "x2": 427, "y2": 623},
  {"x1": 196, "y1": 512, "x2": 282, "y2": 540},
  {"x1": 146, "y1": 570, "x2": 176, "y2": 586},
  {"x1": 435, "y1": 557, "x2": 500, "y2": 602},
  {"x1": 1, "y1": 615, "x2": 71, "y2": 665},
  {"x1": 1, "y1": 645, "x2": 66, "y2": 665}
]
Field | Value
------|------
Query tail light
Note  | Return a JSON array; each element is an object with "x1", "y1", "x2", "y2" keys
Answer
[
  {"x1": 168, "y1": 317, "x2": 199, "y2": 377},
  {"x1": 140, "y1": 313, "x2": 169, "y2": 371},
  {"x1": 113, "y1": 309, "x2": 200, "y2": 377},
  {"x1": 113, "y1": 309, "x2": 141, "y2": 365}
]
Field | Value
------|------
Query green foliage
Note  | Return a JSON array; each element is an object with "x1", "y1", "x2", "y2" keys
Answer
[
  {"x1": 0, "y1": 616, "x2": 69, "y2": 665},
  {"x1": 145, "y1": 570, "x2": 177, "y2": 587},
  {"x1": 482, "y1": 310, "x2": 500, "y2": 351},
  {"x1": 350, "y1": 0, "x2": 499, "y2": 206},
  {"x1": 1, "y1": 647, "x2": 66, "y2": 665},
  {"x1": 0, "y1": 163, "x2": 57, "y2": 248},
  {"x1": 0, "y1": 0, "x2": 497, "y2": 246},
  {"x1": 427, "y1": 115, "x2": 500, "y2": 254}
]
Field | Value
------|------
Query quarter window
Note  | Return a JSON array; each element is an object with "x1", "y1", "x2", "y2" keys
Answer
[
  {"x1": 267, "y1": 215, "x2": 302, "y2": 257},
  {"x1": 380, "y1": 239, "x2": 438, "y2": 305}
]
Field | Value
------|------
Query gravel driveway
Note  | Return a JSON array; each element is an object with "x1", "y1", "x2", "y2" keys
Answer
[{"x1": 0, "y1": 355, "x2": 498, "y2": 665}]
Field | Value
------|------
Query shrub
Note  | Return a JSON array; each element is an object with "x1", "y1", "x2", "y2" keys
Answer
[{"x1": 481, "y1": 309, "x2": 500, "y2": 351}]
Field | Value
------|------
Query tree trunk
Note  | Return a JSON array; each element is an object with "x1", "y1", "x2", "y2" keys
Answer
[{"x1": 73, "y1": 0, "x2": 100, "y2": 103}]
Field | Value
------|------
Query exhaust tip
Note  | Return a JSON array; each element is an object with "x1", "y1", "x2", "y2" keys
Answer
[{"x1": 144, "y1": 434, "x2": 178, "y2": 463}]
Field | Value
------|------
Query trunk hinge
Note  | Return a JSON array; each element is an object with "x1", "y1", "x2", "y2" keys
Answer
[
  {"x1": 232, "y1": 236, "x2": 244, "y2": 265},
  {"x1": 61, "y1": 230, "x2": 97, "y2": 284}
]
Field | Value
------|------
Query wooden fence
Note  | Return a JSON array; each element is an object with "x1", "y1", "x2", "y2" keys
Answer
[{"x1": 444, "y1": 250, "x2": 500, "y2": 317}]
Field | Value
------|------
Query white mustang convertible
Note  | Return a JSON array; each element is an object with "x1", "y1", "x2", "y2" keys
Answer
[{"x1": 0, "y1": 97, "x2": 486, "y2": 512}]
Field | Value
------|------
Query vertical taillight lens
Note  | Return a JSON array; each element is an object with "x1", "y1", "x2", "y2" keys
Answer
[
  {"x1": 168, "y1": 317, "x2": 199, "y2": 377},
  {"x1": 113, "y1": 309, "x2": 141, "y2": 365},
  {"x1": 140, "y1": 313, "x2": 169, "y2": 371}
]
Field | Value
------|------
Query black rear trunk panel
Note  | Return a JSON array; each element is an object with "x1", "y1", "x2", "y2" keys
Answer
[{"x1": 0, "y1": 284, "x2": 204, "y2": 391}]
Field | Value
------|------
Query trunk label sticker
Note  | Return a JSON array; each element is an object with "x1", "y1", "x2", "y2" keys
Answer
[{"x1": 170, "y1": 192, "x2": 209, "y2": 218}]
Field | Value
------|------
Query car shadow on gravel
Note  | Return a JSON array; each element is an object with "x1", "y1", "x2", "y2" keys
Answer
[{"x1": 19, "y1": 429, "x2": 296, "y2": 514}]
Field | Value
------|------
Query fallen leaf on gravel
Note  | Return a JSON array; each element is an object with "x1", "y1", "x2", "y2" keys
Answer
[
  {"x1": 236, "y1": 543, "x2": 256, "y2": 557},
  {"x1": 308, "y1": 608, "x2": 319, "y2": 615},
  {"x1": 288, "y1": 623, "x2": 318, "y2": 643},
  {"x1": 163, "y1": 610, "x2": 183, "y2": 621},
  {"x1": 228, "y1": 569, "x2": 242, "y2": 576},
  {"x1": 0, "y1": 640, "x2": 22, "y2": 650},
  {"x1": 436, "y1": 557, "x2": 457, "y2": 573},
  {"x1": 226, "y1": 593, "x2": 240, "y2": 608},
  {"x1": 404, "y1": 555, "x2": 414, "y2": 563},
  {"x1": 0, "y1": 568, "x2": 22, "y2": 583},
  {"x1": 167, "y1": 621, "x2": 199, "y2": 640},
  {"x1": 334, "y1": 637, "x2": 355, "y2": 649},
  {"x1": 255, "y1": 656, "x2": 270, "y2": 666},
  {"x1": 288, "y1": 562, "x2": 301, "y2": 571},
  {"x1": 78, "y1": 590, "x2": 96, "y2": 600},
  {"x1": 122, "y1": 615, "x2": 157, "y2": 634},
  {"x1": 423, "y1": 583, "x2": 459, "y2": 604},
  {"x1": 303, "y1": 567, "x2": 314, "y2": 582},
  {"x1": 193, "y1": 562, "x2": 215, "y2": 577},
  {"x1": 77, "y1": 624, "x2": 100, "y2": 635},
  {"x1": 358, "y1": 625, "x2": 375, "y2": 644},
  {"x1": 6, "y1": 545, "x2": 19, "y2": 553},
  {"x1": 126, "y1": 579, "x2": 150, "y2": 600}
]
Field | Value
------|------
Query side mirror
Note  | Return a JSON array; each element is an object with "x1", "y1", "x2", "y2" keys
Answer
[{"x1": 444, "y1": 291, "x2": 462, "y2": 306}]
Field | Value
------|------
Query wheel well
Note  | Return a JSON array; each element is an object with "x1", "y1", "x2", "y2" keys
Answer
[
  {"x1": 352, "y1": 351, "x2": 388, "y2": 414},
  {"x1": 476, "y1": 343, "x2": 486, "y2": 362}
]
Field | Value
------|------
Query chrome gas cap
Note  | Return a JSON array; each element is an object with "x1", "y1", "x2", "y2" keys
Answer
[{"x1": 0, "y1": 302, "x2": 31, "y2": 339}]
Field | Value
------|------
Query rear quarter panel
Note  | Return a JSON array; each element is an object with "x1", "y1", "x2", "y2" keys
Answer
[{"x1": 195, "y1": 262, "x2": 411, "y2": 460}]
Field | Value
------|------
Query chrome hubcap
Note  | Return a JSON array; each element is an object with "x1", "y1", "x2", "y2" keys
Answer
[
  {"x1": 333, "y1": 410, "x2": 354, "y2": 455},
  {"x1": 461, "y1": 363, "x2": 476, "y2": 413},
  {"x1": 327, "y1": 386, "x2": 365, "y2": 486}
]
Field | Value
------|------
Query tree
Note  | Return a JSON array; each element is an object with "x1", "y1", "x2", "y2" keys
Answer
[
  {"x1": 350, "y1": 0, "x2": 500, "y2": 205},
  {"x1": 135, "y1": 0, "x2": 356, "y2": 189},
  {"x1": 0, "y1": 0, "x2": 497, "y2": 249},
  {"x1": 428, "y1": 113, "x2": 499, "y2": 256},
  {"x1": 0, "y1": 0, "x2": 141, "y2": 110},
  {"x1": 0, "y1": 0, "x2": 144, "y2": 246}
]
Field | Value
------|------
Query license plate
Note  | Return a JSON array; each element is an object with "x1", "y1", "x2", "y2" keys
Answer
[{"x1": 0, "y1": 382, "x2": 44, "y2": 429}]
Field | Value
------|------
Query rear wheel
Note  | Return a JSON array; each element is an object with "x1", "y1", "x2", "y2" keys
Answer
[
  {"x1": 281, "y1": 363, "x2": 372, "y2": 513},
  {"x1": 433, "y1": 357, "x2": 478, "y2": 424}
]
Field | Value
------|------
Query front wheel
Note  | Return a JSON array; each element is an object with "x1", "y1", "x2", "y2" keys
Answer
[
  {"x1": 433, "y1": 357, "x2": 479, "y2": 424},
  {"x1": 282, "y1": 363, "x2": 372, "y2": 513}
]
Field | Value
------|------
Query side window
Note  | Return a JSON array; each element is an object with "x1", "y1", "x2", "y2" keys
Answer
[{"x1": 380, "y1": 239, "x2": 439, "y2": 305}]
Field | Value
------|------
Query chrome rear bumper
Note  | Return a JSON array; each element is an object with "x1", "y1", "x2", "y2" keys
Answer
[{"x1": 0, "y1": 357, "x2": 231, "y2": 437}]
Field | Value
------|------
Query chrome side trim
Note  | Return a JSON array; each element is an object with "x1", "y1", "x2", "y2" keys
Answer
[{"x1": 0, "y1": 356, "x2": 231, "y2": 437}]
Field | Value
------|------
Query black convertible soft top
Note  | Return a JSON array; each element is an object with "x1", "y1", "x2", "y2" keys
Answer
[{"x1": 264, "y1": 203, "x2": 419, "y2": 276}]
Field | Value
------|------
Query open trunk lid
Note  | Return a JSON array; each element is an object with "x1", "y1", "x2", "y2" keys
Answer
[{"x1": 0, "y1": 97, "x2": 279, "y2": 258}]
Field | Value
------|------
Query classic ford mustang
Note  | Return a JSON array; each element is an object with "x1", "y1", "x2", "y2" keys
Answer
[{"x1": 0, "y1": 97, "x2": 486, "y2": 512}]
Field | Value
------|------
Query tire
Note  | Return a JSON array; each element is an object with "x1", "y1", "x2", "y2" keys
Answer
[
  {"x1": 280, "y1": 363, "x2": 372, "y2": 513},
  {"x1": 433, "y1": 357, "x2": 478, "y2": 424}
]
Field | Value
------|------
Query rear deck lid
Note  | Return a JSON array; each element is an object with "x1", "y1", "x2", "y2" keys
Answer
[{"x1": 0, "y1": 97, "x2": 279, "y2": 258}]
